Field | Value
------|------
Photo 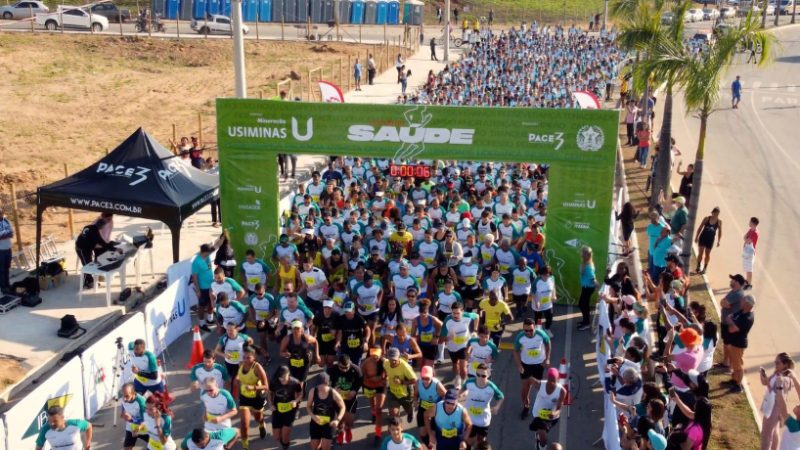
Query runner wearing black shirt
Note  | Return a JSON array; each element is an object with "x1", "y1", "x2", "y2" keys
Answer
[
  {"x1": 336, "y1": 303, "x2": 370, "y2": 365},
  {"x1": 312, "y1": 301, "x2": 340, "y2": 368},
  {"x1": 270, "y1": 366, "x2": 303, "y2": 450},
  {"x1": 327, "y1": 354, "x2": 363, "y2": 444}
]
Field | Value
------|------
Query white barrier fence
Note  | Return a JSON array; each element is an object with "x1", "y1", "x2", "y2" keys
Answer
[
  {"x1": 0, "y1": 272, "x2": 192, "y2": 450},
  {"x1": 596, "y1": 295, "x2": 622, "y2": 450}
]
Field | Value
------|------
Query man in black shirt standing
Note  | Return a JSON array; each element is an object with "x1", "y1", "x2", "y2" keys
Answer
[
  {"x1": 75, "y1": 218, "x2": 116, "y2": 288},
  {"x1": 724, "y1": 294, "x2": 755, "y2": 393},
  {"x1": 327, "y1": 354, "x2": 363, "y2": 444}
]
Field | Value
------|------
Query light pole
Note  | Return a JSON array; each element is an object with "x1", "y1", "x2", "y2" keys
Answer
[
  {"x1": 444, "y1": 0, "x2": 450, "y2": 61},
  {"x1": 603, "y1": 0, "x2": 608, "y2": 30},
  {"x1": 231, "y1": 0, "x2": 247, "y2": 98}
]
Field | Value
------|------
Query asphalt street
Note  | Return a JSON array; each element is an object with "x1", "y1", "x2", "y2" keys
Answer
[
  {"x1": 669, "y1": 23, "x2": 800, "y2": 413},
  {"x1": 89, "y1": 305, "x2": 604, "y2": 449}
]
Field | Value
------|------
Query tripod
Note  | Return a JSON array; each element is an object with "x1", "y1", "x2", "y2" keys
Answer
[{"x1": 110, "y1": 336, "x2": 130, "y2": 427}]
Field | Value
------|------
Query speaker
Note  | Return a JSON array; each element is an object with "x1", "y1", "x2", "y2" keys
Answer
[{"x1": 57, "y1": 314, "x2": 86, "y2": 339}]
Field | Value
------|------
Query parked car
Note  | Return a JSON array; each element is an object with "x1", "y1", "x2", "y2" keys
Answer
[
  {"x1": 90, "y1": 3, "x2": 131, "y2": 22},
  {"x1": 702, "y1": 7, "x2": 720, "y2": 20},
  {"x1": 713, "y1": 22, "x2": 733, "y2": 36},
  {"x1": 692, "y1": 32, "x2": 714, "y2": 44},
  {"x1": 190, "y1": 14, "x2": 249, "y2": 35},
  {"x1": 777, "y1": 0, "x2": 795, "y2": 14},
  {"x1": 739, "y1": 2, "x2": 761, "y2": 15},
  {"x1": 766, "y1": 3, "x2": 776, "y2": 14},
  {"x1": 720, "y1": 6, "x2": 737, "y2": 18},
  {"x1": 685, "y1": 8, "x2": 705, "y2": 21},
  {"x1": 0, "y1": 0, "x2": 48, "y2": 19},
  {"x1": 36, "y1": 6, "x2": 109, "y2": 31}
]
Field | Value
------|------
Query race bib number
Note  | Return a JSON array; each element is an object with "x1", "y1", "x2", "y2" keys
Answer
[
  {"x1": 470, "y1": 361, "x2": 482, "y2": 372},
  {"x1": 441, "y1": 428, "x2": 458, "y2": 439},
  {"x1": 424, "y1": 257, "x2": 434, "y2": 265},
  {"x1": 453, "y1": 334, "x2": 467, "y2": 346},
  {"x1": 317, "y1": 415, "x2": 331, "y2": 425},
  {"x1": 228, "y1": 351, "x2": 240, "y2": 362},
  {"x1": 130, "y1": 423, "x2": 141, "y2": 434},
  {"x1": 290, "y1": 358, "x2": 305, "y2": 368},
  {"x1": 257, "y1": 311, "x2": 269, "y2": 320},
  {"x1": 465, "y1": 276, "x2": 477, "y2": 285},
  {"x1": 526, "y1": 349, "x2": 541, "y2": 358},
  {"x1": 389, "y1": 383, "x2": 406, "y2": 398},
  {"x1": 540, "y1": 296, "x2": 551, "y2": 305},
  {"x1": 149, "y1": 438, "x2": 164, "y2": 450},
  {"x1": 311, "y1": 195, "x2": 320, "y2": 203},
  {"x1": 248, "y1": 276, "x2": 261, "y2": 285},
  {"x1": 277, "y1": 402, "x2": 294, "y2": 413},
  {"x1": 206, "y1": 412, "x2": 216, "y2": 422},
  {"x1": 321, "y1": 332, "x2": 335, "y2": 342},
  {"x1": 305, "y1": 277, "x2": 316, "y2": 287},
  {"x1": 420, "y1": 400, "x2": 434, "y2": 410},
  {"x1": 347, "y1": 338, "x2": 361, "y2": 348},
  {"x1": 468, "y1": 406, "x2": 484, "y2": 416},
  {"x1": 420, "y1": 332, "x2": 433, "y2": 343},
  {"x1": 499, "y1": 264, "x2": 509, "y2": 272},
  {"x1": 363, "y1": 303, "x2": 375, "y2": 311},
  {"x1": 135, "y1": 374, "x2": 149, "y2": 384},
  {"x1": 514, "y1": 276, "x2": 527, "y2": 285},
  {"x1": 363, "y1": 388, "x2": 376, "y2": 398},
  {"x1": 537, "y1": 409, "x2": 553, "y2": 420}
]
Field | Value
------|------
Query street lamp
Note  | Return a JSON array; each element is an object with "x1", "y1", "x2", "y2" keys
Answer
[{"x1": 231, "y1": 0, "x2": 247, "y2": 98}]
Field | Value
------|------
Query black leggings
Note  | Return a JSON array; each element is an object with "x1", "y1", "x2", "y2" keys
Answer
[
  {"x1": 534, "y1": 309, "x2": 553, "y2": 330},
  {"x1": 626, "y1": 122, "x2": 634, "y2": 144},
  {"x1": 578, "y1": 286, "x2": 595, "y2": 326}
]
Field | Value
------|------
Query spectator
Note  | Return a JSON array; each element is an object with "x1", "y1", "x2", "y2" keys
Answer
[
  {"x1": 718, "y1": 274, "x2": 745, "y2": 371},
  {"x1": 616, "y1": 202, "x2": 639, "y2": 256},
  {"x1": 353, "y1": 58, "x2": 363, "y2": 91},
  {"x1": 759, "y1": 353, "x2": 797, "y2": 450},
  {"x1": 367, "y1": 54, "x2": 376, "y2": 85},
  {"x1": 723, "y1": 294, "x2": 756, "y2": 393},
  {"x1": 0, "y1": 207, "x2": 12, "y2": 293}
]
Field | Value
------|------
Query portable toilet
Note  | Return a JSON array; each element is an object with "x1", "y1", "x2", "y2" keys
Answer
[
  {"x1": 349, "y1": 0, "x2": 363, "y2": 23},
  {"x1": 364, "y1": 0, "x2": 376, "y2": 23},
  {"x1": 321, "y1": 0, "x2": 334, "y2": 22},
  {"x1": 192, "y1": 0, "x2": 205, "y2": 18},
  {"x1": 403, "y1": 0, "x2": 421, "y2": 24},
  {"x1": 271, "y1": 0, "x2": 282, "y2": 20},
  {"x1": 283, "y1": 0, "x2": 296, "y2": 20},
  {"x1": 375, "y1": 0, "x2": 386, "y2": 24},
  {"x1": 243, "y1": 0, "x2": 258, "y2": 21},
  {"x1": 206, "y1": 0, "x2": 218, "y2": 15},
  {"x1": 386, "y1": 0, "x2": 398, "y2": 24},
  {"x1": 296, "y1": 0, "x2": 308, "y2": 22},
  {"x1": 258, "y1": 0, "x2": 271, "y2": 20},
  {"x1": 336, "y1": 0, "x2": 349, "y2": 23},
  {"x1": 180, "y1": 0, "x2": 193, "y2": 20},
  {"x1": 165, "y1": 0, "x2": 179, "y2": 19},
  {"x1": 220, "y1": 0, "x2": 231, "y2": 16},
  {"x1": 310, "y1": 0, "x2": 322, "y2": 22}
]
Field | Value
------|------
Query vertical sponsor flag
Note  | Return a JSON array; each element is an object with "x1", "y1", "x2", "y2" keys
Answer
[
  {"x1": 318, "y1": 81, "x2": 345, "y2": 103},
  {"x1": 573, "y1": 90, "x2": 602, "y2": 109}
]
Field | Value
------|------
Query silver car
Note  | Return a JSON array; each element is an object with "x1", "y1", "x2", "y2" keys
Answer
[{"x1": 0, "y1": 0, "x2": 48, "y2": 19}]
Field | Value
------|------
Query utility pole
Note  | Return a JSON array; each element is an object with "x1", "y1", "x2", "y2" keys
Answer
[
  {"x1": 231, "y1": 0, "x2": 247, "y2": 97},
  {"x1": 444, "y1": 0, "x2": 450, "y2": 61},
  {"x1": 603, "y1": 0, "x2": 608, "y2": 30}
]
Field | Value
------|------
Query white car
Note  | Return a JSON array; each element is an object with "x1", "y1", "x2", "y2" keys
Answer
[
  {"x1": 684, "y1": 8, "x2": 705, "y2": 22},
  {"x1": 702, "y1": 8, "x2": 720, "y2": 20},
  {"x1": 720, "y1": 7, "x2": 737, "y2": 18},
  {"x1": 0, "y1": 0, "x2": 48, "y2": 19},
  {"x1": 190, "y1": 14, "x2": 249, "y2": 35},
  {"x1": 36, "y1": 6, "x2": 109, "y2": 32},
  {"x1": 766, "y1": 4, "x2": 776, "y2": 14}
]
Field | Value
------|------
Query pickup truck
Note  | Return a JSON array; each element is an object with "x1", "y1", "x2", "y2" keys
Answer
[
  {"x1": 36, "y1": 6, "x2": 109, "y2": 32},
  {"x1": 190, "y1": 14, "x2": 249, "y2": 35},
  {"x1": 90, "y1": 3, "x2": 131, "y2": 22}
]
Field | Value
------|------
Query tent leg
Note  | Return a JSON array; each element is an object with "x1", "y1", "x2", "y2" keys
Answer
[
  {"x1": 35, "y1": 204, "x2": 44, "y2": 273},
  {"x1": 169, "y1": 224, "x2": 181, "y2": 263}
]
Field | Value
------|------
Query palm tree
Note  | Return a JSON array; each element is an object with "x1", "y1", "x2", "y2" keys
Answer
[{"x1": 678, "y1": 14, "x2": 774, "y2": 268}]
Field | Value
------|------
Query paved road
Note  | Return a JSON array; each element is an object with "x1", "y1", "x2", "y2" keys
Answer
[
  {"x1": 670, "y1": 23, "x2": 800, "y2": 414},
  {"x1": 89, "y1": 305, "x2": 603, "y2": 449}
]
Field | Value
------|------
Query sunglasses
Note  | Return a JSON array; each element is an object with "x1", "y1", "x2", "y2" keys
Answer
[
  {"x1": 476, "y1": 373, "x2": 488, "y2": 378},
  {"x1": 523, "y1": 328, "x2": 535, "y2": 333}
]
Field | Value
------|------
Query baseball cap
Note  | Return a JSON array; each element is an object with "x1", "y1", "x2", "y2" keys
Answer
[
  {"x1": 342, "y1": 302, "x2": 355, "y2": 312},
  {"x1": 421, "y1": 366, "x2": 433, "y2": 378},
  {"x1": 399, "y1": 262, "x2": 409, "y2": 269},
  {"x1": 729, "y1": 274, "x2": 746, "y2": 286},
  {"x1": 673, "y1": 196, "x2": 686, "y2": 205},
  {"x1": 291, "y1": 320, "x2": 303, "y2": 329},
  {"x1": 622, "y1": 295, "x2": 636, "y2": 306},
  {"x1": 547, "y1": 367, "x2": 559, "y2": 380},
  {"x1": 386, "y1": 347, "x2": 400, "y2": 361},
  {"x1": 397, "y1": 222, "x2": 406, "y2": 230},
  {"x1": 444, "y1": 389, "x2": 459, "y2": 403},
  {"x1": 322, "y1": 300, "x2": 334, "y2": 308}
]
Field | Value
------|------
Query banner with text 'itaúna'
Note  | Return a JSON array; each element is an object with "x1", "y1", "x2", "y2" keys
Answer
[{"x1": 216, "y1": 99, "x2": 617, "y2": 303}]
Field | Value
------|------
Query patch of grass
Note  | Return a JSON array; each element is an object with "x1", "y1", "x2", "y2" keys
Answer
[
  {"x1": 619, "y1": 116, "x2": 760, "y2": 449},
  {"x1": 423, "y1": 0, "x2": 605, "y2": 26}
]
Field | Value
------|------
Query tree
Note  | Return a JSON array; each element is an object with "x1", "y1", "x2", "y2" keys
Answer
[{"x1": 677, "y1": 14, "x2": 774, "y2": 268}]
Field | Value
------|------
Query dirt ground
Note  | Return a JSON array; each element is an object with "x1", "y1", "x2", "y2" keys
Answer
[
  {"x1": 0, "y1": 34, "x2": 379, "y2": 247},
  {"x1": 0, "y1": 357, "x2": 27, "y2": 394}
]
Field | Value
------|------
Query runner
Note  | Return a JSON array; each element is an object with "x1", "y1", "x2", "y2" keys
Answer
[
  {"x1": 510, "y1": 257, "x2": 536, "y2": 320},
  {"x1": 300, "y1": 257, "x2": 330, "y2": 314},
  {"x1": 307, "y1": 373, "x2": 346, "y2": 450},
  {"x1": 413, "y1": 299, "x2": 443, "y2": 368},
  {"x1": 192, "y1": 243, "x2": 215, "y2": 331},
  {"x1": 461, "y1": 363, "x2": 505, "y2": 448},
  {"x1": 528, "y1": 368, "x2": 567, "y2": 450},
  {"x1": 269, "y1": 365, "x2": 303, "y2": 450},
  {"x1": 391, "y1": 262, "x2": 419, "y2": 306},
  {"x1": 240, "y1": 249, "x2": 270, "y2": 294},
  {"x1": 384, "y1": 347, "x2": 419, "y2": 425},
  {"x1": 234, "y1": 346, "x2": 269, "y2": 450},
  {"x1": 466, "y1": 326, "x2": 499, "y2": 378},
  {"x1": 380, "y1": 417, "x2": 423, "y2": 450},
  {"x1": 142, "y1": 393, "x2": 177, "y2": 450},
  {"x1": 327, "y1": 354, "x2": 363, "y2": 444},
  {"x1": 199, "y1": 377, "x2": 237, "y2": 432},
  {"x1": 424, "y1": 389, "x2": 472, "y2": 450},
  {"x1": 361, "y1": 345, "x2": 389, "y2": 444},
  {"x1": 279, "y1": 320, "x2": 319, "y2": 392},
  {"x1": 441, "y1": 302, "x2": 481, "y2": 387},
  {"x1": 209, "y1": 268, "x2": 246, "y2": 331},
  {"x1": 336, "y1": 301, "x2": 371, "y2": 365},
  {"x1": 277, "y1": 292, "x2": 314, "y2": 336},
  {"x1": 479, "y1": 290, "x2": 514, "y2": 347},
  {"x1": 248, "y1": 283, "x2": 279, "y2": 363},
  {"x1": 214, "y1": 323, "x2": 254, "y2": 390},
  {"x1": 457, "y1": 253, "x2": 482, "y2": 312},
  {"x1": 215, "y1": 292, "x2": 248, "y2": 333},
  {"x1": 514, "y1": 317, "x2": 552, "y2": 419},
  {"x1": 378, "y1": 297, "x2": 403, "y2": 342},
  {"x1": 180, "y1": 427, "x2": 239, "y2": 450},
  {"x1": 386, "y1": 323, "x2": 422, "y2": 364},
  {"x1": 312, "y1": 299, "x2": 340, "y2": 368},
  {"x1": 401, "y1": 287, "x2": 421, "y2": 330},
  {"x1": 532, "y1": 265, "x2": 556, "y2": 337},
  {"x1": 435, "y1": 278, "x2": 462, "y2": 363},
  {"x1": 120, "y1": 383, "x2": 148, "y2": 450},
  {"x1": 130, "y1": 338, "x2": 164, "y2": 395},
  {"x1": 414, "y1": 365, "x2": 447, "y2": 448},
  {"x1": 353, "y1": 271, "x2": 384, "y2": 344}
]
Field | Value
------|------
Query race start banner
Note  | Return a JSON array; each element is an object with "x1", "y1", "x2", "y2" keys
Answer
[{"x1": 216, "y1": 99, "x2": 618, "y2": 303}]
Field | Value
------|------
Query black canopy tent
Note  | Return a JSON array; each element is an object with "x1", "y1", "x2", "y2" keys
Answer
[{"x1": 35, "y1": 128, "x2": 219, "y2": 268}]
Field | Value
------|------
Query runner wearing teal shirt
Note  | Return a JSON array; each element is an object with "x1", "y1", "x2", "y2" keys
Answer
[
  {"x1": 380, "y1": 417, "x2": 422, "y2": 450},
  {"x1": 192, "y1": 244, "x2": 215, "y2": 329},
  {"x1": 181, "y1": 427, "x2": 239, "y2": 450},
  {"x1": 35, "y1": 407, "x2": 92, "y2": 450}
]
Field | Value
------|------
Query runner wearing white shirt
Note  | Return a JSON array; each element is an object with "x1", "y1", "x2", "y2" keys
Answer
[
  {"x1": 510, "y1": 258, "x2": 536, "y2": 319},
  {"x1": 180, "y1": 427, "x2": 239, "y2": 450},
  {"x1": 391, "y1": 264, "x2": 419, "y2": 305},
  {"x1": 531, "y1": 266, "x2": 556, "y2": 337},
  {"x1": 466, "y1": 327, "x2": 499, "y2": 377},
  {"x1": 35, "y1": 406, "x2": 92, "y2": 450},
  {"x1": 199, "y1": 378, "x2": 237, "y2": 432},
  {"x1": 441, "y1": 303, "x2": 480, "y2": 388},
  {"x1": 120, "y1": 383, "x2": 148, "y2": 450},
  {"x1": 401, "y1": 288, "x2": 421, "y2": 329},
  {"x1": 239, "y1": 250, "x2": 270, "y2": 293},
  {"x1": 514, "y1": 318, "x2": 551, "y2": 419},
  {"x1": 300, "y1": 260, "x2": 329, "y2": 311},
  {"x1": 210, "y1": 269, "x2": 246, "y2": 306},
  {"x1": 189, "y1": 350, "x2": 230, "y2": 392},
  {"x1": 460, "y1": 363, "x2": 504, "y2": 448}
]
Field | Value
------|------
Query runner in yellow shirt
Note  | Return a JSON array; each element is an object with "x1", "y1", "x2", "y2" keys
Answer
[
  {"x1": 479, "y1": 291, "x2": 514, "y2": 347},
  {"x1": 383, "y1": 347, "x2": 418, "y2": 425}
]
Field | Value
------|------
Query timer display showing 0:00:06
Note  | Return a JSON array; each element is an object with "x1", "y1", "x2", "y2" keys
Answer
[{"x1": 389, "y1": 164, "x2": 431, "y2": 178}]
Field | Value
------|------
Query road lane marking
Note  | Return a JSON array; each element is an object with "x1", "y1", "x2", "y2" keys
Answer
[{"x1": 558, "y1": 304, "x2": 574, "y2": 446}]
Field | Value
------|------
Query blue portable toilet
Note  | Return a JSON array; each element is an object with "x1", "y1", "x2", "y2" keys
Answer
[
  {"x1": 375, "y1": 0, "x2": 386, "y2": 24},
  {"x1": 165, "y1": 0, "x2": 179, "y2": 19},
  {"x1": 364, "y1": 0, "x2": 376, "y2": 23},
  {"x1": 192, "y1": 0, "x2": 206, "y2": 19},
  {"x1": 206, "y1": 0, "x2": 218, "y2": 15},
  {"x1": 349, "y1": 0, "x2": 363, "y2": 23},
  {"x1": 258, "y1": 0, "x2": 271, "y2": 20},
  {"x1": 403, "y1": 0, "x2": 421, "y2": 24},
  {"x1": 242, "y1": 0, "x2": 257, "y2": 21},
  {"x1": 220, "y1": 0, "x2": 231, "y2": 16},
  {"x1": 386, "y1": 0, "x2": 398, "y2": 24}
]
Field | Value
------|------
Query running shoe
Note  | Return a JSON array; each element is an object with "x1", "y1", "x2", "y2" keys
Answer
[
  {"x1": 345, "y1": 428, "x2": 353, "y2": 443},
  {"x1": 520, "y1": 406, "x2": 530, "y2": 420}
]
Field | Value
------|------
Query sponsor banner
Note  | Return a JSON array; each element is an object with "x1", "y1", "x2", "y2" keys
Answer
[
  {"x1": 144, "y1": 278, "x2": 190, "y2": 355},
  {"x1": 217, "y1": 100, "x2": 617, "y2": 303},
  {"x1": 2, "y1": 357, "x2": 84, "y2": 449},
  {"x1": 80, "y1": 312, "x2": 146, "y2": 419}
]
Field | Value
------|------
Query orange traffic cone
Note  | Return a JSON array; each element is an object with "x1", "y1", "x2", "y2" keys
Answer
[
  {"x1": 185, "y1": 325, "x2": 204, "y2": 369},
  {"x1": 557, "y1": 358, "x2": 571, "y2": 405}
]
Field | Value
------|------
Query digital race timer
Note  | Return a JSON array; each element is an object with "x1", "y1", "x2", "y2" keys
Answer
[{"x1": 389, "y1": 164, "x2": 432, "y2": 179}]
